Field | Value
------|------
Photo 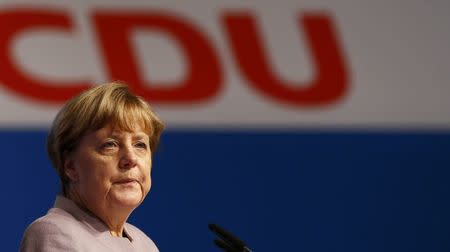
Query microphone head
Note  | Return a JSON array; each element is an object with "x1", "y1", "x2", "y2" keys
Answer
[{"x1": 208, "y1": 223, "x2": 247, "y2": 249}]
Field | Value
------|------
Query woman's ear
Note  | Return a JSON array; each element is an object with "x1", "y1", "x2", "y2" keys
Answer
[{"x1": 64, "y1": 157, "x2": 79, "y2": 182}]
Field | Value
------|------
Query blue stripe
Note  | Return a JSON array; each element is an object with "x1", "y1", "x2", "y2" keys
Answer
[{"x1": 7, "y1": 130, "x2": 450, "y2": 251}]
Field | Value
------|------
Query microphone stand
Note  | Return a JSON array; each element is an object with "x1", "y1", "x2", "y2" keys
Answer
[{"x1": 209, "y1": 224, "x2": 253, "y2": 252}]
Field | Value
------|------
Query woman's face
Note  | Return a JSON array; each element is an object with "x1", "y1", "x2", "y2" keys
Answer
[{"x1": 66, "y1": 123, "x2": 152, "y2": 213}]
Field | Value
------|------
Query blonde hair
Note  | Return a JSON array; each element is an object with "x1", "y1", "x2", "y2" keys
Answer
[{"x1": 47, "y1": 81, "x2": 164, "y2": 195}]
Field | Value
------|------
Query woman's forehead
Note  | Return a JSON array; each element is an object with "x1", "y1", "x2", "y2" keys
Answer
[
  {"x1": 98, "y1": 122, "x2": 149, "y2": 135},
  {"x1": 81, "y1": 121, "x2": 149, "y2": 141}
]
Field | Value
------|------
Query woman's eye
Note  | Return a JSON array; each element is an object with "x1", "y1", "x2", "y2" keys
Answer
[
  {"x1": 101, "y1": 141, "x2": 117, "y2": 149},
  {"x1": 135, "y1": 142, "x2": 148, "y2": 149}
]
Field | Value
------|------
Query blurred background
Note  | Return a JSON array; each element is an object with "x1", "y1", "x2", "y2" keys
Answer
[{"x1": 2, "y1": 0, "x2": 450, "y2": 251}]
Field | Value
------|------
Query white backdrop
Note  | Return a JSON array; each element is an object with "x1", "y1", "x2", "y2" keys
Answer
[{"x1": 0, "y1": 0, "x2": 449, "y2": 128}]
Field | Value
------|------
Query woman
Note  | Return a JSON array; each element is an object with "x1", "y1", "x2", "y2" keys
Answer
[{"x1": 20, "y1": 82, "x2": 164, "y2": 251}]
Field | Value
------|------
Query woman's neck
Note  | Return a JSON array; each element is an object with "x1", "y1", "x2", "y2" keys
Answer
[{"x1": 66, "y1": 188, "x2": 132, "y2": 237}]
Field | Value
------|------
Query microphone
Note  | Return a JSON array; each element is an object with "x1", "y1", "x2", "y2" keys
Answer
[{"x1": 208, "y1": 223, "x2": 253, "y2": 252}]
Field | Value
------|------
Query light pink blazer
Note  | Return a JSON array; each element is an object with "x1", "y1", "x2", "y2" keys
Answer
[{"x1": 20, "y1": 196, "x2": 159, "y2": 252}]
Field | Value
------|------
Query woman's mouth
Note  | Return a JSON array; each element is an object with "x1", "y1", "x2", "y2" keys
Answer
[{"x1": 115, "y1": 178, "x2": 138, "y2": 186}]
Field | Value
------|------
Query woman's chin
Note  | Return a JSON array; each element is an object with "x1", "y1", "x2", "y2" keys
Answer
[{"x1": 109, "y1": 187, "x2": 143, "y2": 209}]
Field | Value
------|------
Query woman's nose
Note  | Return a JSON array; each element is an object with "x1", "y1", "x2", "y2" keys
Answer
[{"x1": 119, "y1": 145, "x2": 137, "y2": 169}]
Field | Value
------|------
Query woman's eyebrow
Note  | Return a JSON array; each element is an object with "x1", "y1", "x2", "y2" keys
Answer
[
  {"x1": 105, "y1": 132, "x2": 148, "y2": 139},
  {"x1": 133, "y1": 133, "x2": 149, "y2": 140}
]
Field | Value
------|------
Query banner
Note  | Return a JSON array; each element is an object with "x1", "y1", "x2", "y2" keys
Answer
[{"x1": 0, "y1": 1, "x2": 448, "y2": 127}]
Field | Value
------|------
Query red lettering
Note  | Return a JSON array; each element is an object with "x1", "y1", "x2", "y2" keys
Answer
[
  {"x1": 93, "y1": 11, "x2": 222, "y2": 103},
  {"x1": 223, "y1": 13, "x2": 349, "y2": 106},
  {"x1": 0, "y1": 9, "x2": 90, "y2": 103}
]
